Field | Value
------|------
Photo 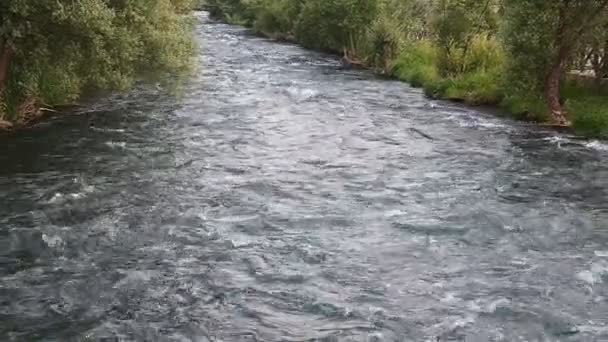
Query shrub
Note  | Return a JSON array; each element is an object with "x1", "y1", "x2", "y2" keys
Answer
[
  {"x1": 364, "y1": 16, "x2": 404, "y2": 71},
  {"x1": 205, "y1": 0, "x2": 256, "y2": 25},
  {"x1": 295, "y1": 0, "x2": 379, "y2": 53},
  {"x1": 500, "y1": 87, "x2": 548, "y2": 122},
  {"x1": 568, "y1": 95, "x2": 608, "y2": 138},
  {"x1": 1, "y1": 0, "x2": 196, "y2": 123},
  {"x1": 252, "y1": 0, "x2": 301, "y2": 36},
  {"x1": 440, "y1": 69, "x2": 503, "y2": 104},
  {"x1": 436, "y1": 36, "x2": 506, "y2": 104},
  {"x1": 390, "y1": 41, "x2": 439, "y2": 88}
]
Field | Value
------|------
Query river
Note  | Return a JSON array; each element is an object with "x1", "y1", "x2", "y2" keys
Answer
[{"x1": 1, "y1": 12, "x2": 608, "y2": 341}]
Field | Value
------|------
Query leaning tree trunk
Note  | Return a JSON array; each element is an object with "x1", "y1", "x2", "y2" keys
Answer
[
  {"x1": 544, "y1": 6, "x2": 571, "y2": 126},
  {"x1": 545, "y1": 56, "x2": 570, "y2": 126}
]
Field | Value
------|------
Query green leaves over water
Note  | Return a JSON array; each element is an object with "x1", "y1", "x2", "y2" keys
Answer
[{"x1": 0, "y1": 0, "x2": 197, "y2": 123}]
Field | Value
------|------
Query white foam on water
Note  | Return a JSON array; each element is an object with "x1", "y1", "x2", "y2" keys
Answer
[
  {"x1": 585, "y1": 140, "x2": 608, "y2": 152},
  {"x1": 383, "y1": 209, "x2": 405, "y2": 218},
  {"x1": 577, "y1": 324, "x2": 608, "y2": 334},
  {"x1": 542, "y1": 137, "x2": 608, "y2": 152},
  {"x1": 47, "y1": 192, "x2": 87, "y2": 204},
  {"x1": 577, "y1": 262, "x2": 608, "y2": 285},
  {"x1": 47, "y1": 192, "x2": 64, "y2": 204},
  {"x1": 485, "y1": 298, "x2": 511, "y2": 313},
  {"x1": 45, "y1": 178, "x2": 96, "y2": 204},
  {"x1": 42, "y1": 234, "x2": 64, "y2": 248},
  {"x1": 440, "y1": 292, "x2": 460, "y2": 304},
  {"x1": 453, "y1": 115, "x2": 506, "y2": 130},
  {"x1": 577, "y1": 270, "x2": 597, "y2": 285},
  {"x1": 90, "y1": 127, "x2": 126, "y2": 133},
  {"x1": 543, "y1": 136, "x2": 568, "y2": 143},
  {"x1": 113, "y1": 270, "x2": 158, "y2": 289},
  {"x1": 285, "y1": 86, "x2": 320, "y2": 102},
  {"x1": 104, "y1": 141, "x2": 127, "y2": 149}
]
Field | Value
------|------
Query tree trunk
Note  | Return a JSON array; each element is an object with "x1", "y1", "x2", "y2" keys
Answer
[
  {"x1": 544, "y1": 5, "x2": 571, "y2": 126},
  {"x1": 601, "y1": 39, "x2": 608, "y2": 79},
  {"x1": 545, "y1": 61, "x2": 570, "y2": 125},
  {"x1": 0, "y1": 40, "x2": 13, "y2": 95}
]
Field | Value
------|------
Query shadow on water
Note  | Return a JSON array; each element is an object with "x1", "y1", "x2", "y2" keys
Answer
[{"x1": 1, "y1": 11, "x2": 608, "y2": 342}]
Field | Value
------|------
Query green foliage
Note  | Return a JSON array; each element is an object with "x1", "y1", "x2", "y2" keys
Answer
[
  {"x1": 500, "y1": 1, "x2": 557, "y2": 101},
  {"x1": 500, "y1": 90, "x2": 548, "y2": 122},
  {"x1": 294, "y1": 0, "x2": 379, "y2": 53},
  {"x1": 0, "y1": 0, "x2": 196, "y2": 123},
  {"x1": 391, "y1": 41, "x2": 439, "y2": 88},
  {"x1": 501, "y1": 0, "x2": 608, "y2": 122},
  {"x1": 568, "y1": 96, "x2": 608, "y2": 138},
  {"x1": 564, "y1": 83, "x2": 608, "y2": 137},
  {"x1": 391, "y1": 36, "x2": 504, "y2": 105},
  {"x1": 205, "y1": 0, "x2": 256, "y2": 25},
  {"x1": 431, "y1": 0, "x2": 498, "y2": 76},
  {"x1": 364, "y1": 14, "x2": 403, "y2": 71},
  {"x1": 440, "y1": 70, "x2": 503, "y2": 105},
  {"x1": 251, "y1": 0, "x2": 302, "y2": 36},
  {"x1": 436, "y1": 35, "x2": 505, "y2": 104}
]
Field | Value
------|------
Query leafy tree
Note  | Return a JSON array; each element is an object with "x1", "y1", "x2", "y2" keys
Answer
[
  {"x1": 251, "y1": 0, "x2": 303, "y2": 36},
  {"x1": 431, "y1": 0, "x2": 498, "y2": 75},
  {"x1": 205, "y1": 0, "x2": 257, "y2": 25},
  {"x1": 586, "y1": 22, "x2": 608, "y2": 83},
  {"x1": 502, "y1": 0, "x2": 608, "y2": 125},
  {"x1": 295, "y1": 0, "x2": 379, "y2": 56},
  {"x1": 0, "y1": 0, "x2": 195, "y2": 123}
]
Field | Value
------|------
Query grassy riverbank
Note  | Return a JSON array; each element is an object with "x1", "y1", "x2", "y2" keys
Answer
[{"x1": 205, "y1": 0, "x2": 608, "y2": 138}]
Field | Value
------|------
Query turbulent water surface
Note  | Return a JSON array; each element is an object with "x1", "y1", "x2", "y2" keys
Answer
[{"x1": 1, "y1": 13, "x2": 608, "y2": 342}]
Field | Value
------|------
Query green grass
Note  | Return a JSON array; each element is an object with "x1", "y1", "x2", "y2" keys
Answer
[
  {"x1": 568, "y1": 94, "x2": 608, "y2": 138},
  {"x1": 439, "y1": 70, "x2": 503, "y2": 105},
  {"x1": 390, "y1": 40, "x2": 504, "y2": 106},
  {"x1": 390, "y1": 41, "x2": 440, "y2": 88},
  {"x1": 500, "y1": 89, "x2": 549, "y2": 122}
]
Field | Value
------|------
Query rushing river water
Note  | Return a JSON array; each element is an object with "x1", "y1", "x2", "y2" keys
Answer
[{"x1": 2, "y1": 12, "x2": 608, "y2": 342}]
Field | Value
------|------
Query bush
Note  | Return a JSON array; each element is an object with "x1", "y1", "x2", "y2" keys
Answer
[
  {"x1": 500, "y1": 88, "x2": 548, "y2": 122},
  {"x1": 391, "y1": 36, "x2": 505, "y2": 105},
  {"x1": 364, "y1": 16, "x2": 404, "y2": 71},
  {"x1": 205, "y1": 0, "x2": 257, "y2": 25},
  {"x1": 1, "y1": 0, "x2": 196, "y2": 123},
  {"x1": 252, "y1": 0, "x2": 301, "y2": 36},
  {"x1": 295, "y1": 0, "x2": 379, "y2": 53},
  {"x1": 390, "y1": 41, "x2": 440, "y2": 88},
  {"x1": 568, "y1": 95, "x2": 608, "y2": 138},
  {"x1": 465, "y1": 35, "x2": 505, "y2": 74},
  {"x1": 441, "y1": 69, "x2": 503, "y2": 104}
]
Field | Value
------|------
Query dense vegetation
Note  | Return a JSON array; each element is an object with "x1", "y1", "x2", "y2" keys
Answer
[
  {"x1": 0, "y1": 0, "x2": 197, "y2": 127},
  {"x1": 206, "y1": 0, "x2": 608, "y2": 137}
]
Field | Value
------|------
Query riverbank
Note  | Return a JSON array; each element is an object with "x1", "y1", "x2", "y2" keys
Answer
[{"x1": 204, "y1": 1, "x2": 608, "y2": 139}]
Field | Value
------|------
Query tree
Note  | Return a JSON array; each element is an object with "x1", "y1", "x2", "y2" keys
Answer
[
  {"x1": 587, "y1": 22, "x2": 608, "y2": 83},
  {"x1": 502, "y1": 0, "x2": 608, "y2": 125},
  {"x1": 0, "y1": 0, "x2": 195, "y2": 123},
  {"x1": 431, "y1": 0, "x2": 497, "y2": 76},
  {"x1": 295, "y1": 0, "x2": 379, "y2": 56}
]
